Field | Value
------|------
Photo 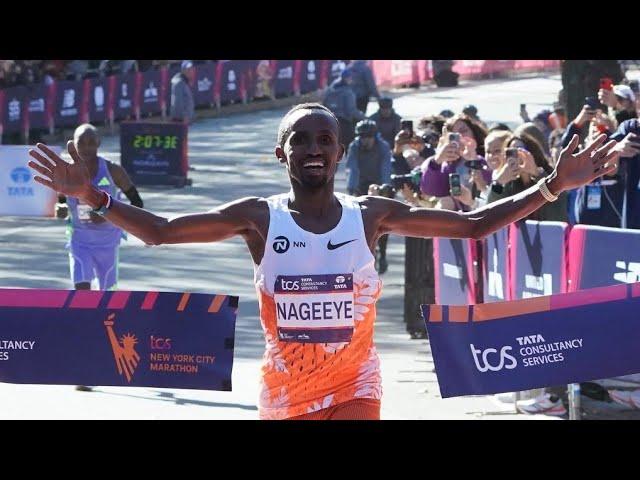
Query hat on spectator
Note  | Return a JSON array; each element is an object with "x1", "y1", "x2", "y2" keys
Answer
[
  {"x1": 533, "y1": 109, "x2": 552, "y2": 126},
  {"x1": 181, "y1": 60, "x2": 194, "y2": 71},
  {"x1": 378, "y1": 96, "x2": 393, "y2": 108},
  {"x1": 355, "y1": 119, "x2": 377, "y2": 137},
  {"x1": 341, "y1": 68, "x2": 353, "y2": 79},
  {"x1": 439, "y1": 109, "x2": 454, "y2": 118},
  {"x1": 462, "y1": 104, "x2": 478, "y2": 116},
  {"x1": 613, "y1": 84, "x2": 636, "y2": 102}
]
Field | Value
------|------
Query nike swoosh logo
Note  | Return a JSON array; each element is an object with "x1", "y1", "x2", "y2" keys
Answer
[{"x1": 327, "y1": 239, "x2": 357, "y2": 250}]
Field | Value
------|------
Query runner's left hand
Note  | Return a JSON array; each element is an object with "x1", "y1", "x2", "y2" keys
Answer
[{"x1": 552, "y1": 134, "x2": 619, "y2": 192}]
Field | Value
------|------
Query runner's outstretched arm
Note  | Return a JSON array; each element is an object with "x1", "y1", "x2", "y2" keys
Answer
[
  {"x1": 28, "y1": 141, "x2": 260, "y2": 245},
  {"x1": 375, "y1": 134, "x2": 620, "y2": 240}
]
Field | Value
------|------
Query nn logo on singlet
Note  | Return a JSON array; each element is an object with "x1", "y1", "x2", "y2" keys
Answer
[{"x1": 272, "y1": 235, "x2": 305, "y2": 254}]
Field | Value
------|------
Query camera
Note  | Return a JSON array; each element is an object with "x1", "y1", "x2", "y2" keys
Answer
[
  {"x1": 505, "y1": 147, "x2": 519, "y2": 166},
  {"x1": 584, "y1": 96, "x2": 599, "y2": 110},
  {"x1": 390, "y1": 169, "x2": 422, "y2": 193},
  {"x1": 448, "y1": 132, "x2": 461, "y2": 143},
  {"x1": 422, "y1": 131, "x2": 440, "y2": 148},
  {"x1": 464, "y1": 159, "x2": 484, "y2": 170}
]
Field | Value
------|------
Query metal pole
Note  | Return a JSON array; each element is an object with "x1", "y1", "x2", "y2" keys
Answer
[{"x1": 568, "y1": 383, "x2": 581, "y2": 420}]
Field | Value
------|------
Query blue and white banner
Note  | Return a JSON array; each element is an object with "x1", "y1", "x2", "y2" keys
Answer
[
  {"x1": 0, "y1": 145, "x2": 59, "y2": 217},
  {"x1": 422, "y1": 283, "x2": 640, "y2": 398}
]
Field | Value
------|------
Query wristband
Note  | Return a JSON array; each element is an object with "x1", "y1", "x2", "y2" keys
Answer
[
  {"x1": 92, "y1": 191, "x2": 113, "y2": 216},
  {"x1": 537, "y1": 178, "x2": 558, "y2": 202}
]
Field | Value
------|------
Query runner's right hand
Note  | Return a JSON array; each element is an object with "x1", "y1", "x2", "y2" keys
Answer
[{"x1": 28, "y1": 142, "x2": 92, "y2": 199}]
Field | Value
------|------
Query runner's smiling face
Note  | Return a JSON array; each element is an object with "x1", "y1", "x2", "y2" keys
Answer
[{"x1": 276, "y1": 110, "x2": 344, "y2": 190}]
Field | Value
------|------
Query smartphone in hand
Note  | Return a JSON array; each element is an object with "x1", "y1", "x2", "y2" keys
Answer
[
  {"x1": 401, "y1": 120, "x2": 414, "y2": 137},
  {"x1": 448, "y1": 132, "x2": 461, "y2": 143},
  {"x1": 449, "y1": 173, "x2": 461, "y2": 196}
]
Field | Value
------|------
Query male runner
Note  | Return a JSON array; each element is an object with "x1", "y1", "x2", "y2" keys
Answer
[
  {"x1": 60, "y1": 124, "x2": 144, "y2": 292},
  {"x1": 28, "y1": 103, "x2": 618, "y2": 420}
]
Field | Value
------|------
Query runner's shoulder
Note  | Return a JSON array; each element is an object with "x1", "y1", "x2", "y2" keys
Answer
[
  {"x1": 217, "y1": 196, "x2": 270, "y2": 219},
  {"x1": 217, "y1": 196, "x2": 270, "y2": 233},
  {"x1": 355, "y1": 194, "x2": 407, "y2": 219}
]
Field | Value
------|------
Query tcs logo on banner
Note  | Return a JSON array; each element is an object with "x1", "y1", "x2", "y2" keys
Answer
[
  {"x1": 150, "y1": 335, "x2": 172, "y2": 350},
  {"x1": 470, "y1": 343, "x2": 517, "y2": 373}
]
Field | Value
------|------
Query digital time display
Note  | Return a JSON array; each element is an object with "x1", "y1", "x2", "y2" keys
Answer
[
  {"x1": 121, "y1": 121, "x2": 188, "y2": 186},
  {"x1": 132, "y1": 134, "x2": 178, "y2": 149}
]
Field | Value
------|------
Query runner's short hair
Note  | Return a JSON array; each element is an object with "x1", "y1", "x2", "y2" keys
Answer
[{"x1": 277, "y1": 103, "x2": 339, "y2": 148}]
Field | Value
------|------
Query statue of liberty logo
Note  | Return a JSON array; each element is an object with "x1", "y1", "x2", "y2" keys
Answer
[{"x1": 104, "y1": 313, "x2": 140, "y2": 383}]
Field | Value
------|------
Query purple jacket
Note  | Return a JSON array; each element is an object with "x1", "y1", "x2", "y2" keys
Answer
[{"x1": 420, "y1": 155, "x2": 492, "y2": 197}]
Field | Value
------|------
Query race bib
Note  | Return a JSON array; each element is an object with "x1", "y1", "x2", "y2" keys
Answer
[
  {"x1": 586, "y1": 186, "x2": 601, "y2": 210},
  {"x1": 77, "y1": 203, "x2": 94, "y2": 221},
  {"x1": 274, "y1": 274, "x2": 354, "y2": 343}
]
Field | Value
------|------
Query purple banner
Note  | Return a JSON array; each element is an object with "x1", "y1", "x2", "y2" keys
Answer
[
  {"x1": 193, "y1": 62, "x2": 216, "y2": 108},
  {"x1": 482, "y1": 227, "x2": 510, "y2": 303},
  {"x1": 86, "y1": 77, "x2": 109, "y2": 124},
  {"x1": 509, "y1": 221, "x2": 568, "y2": 299},
  {"x1": 298, "y1": 60, "x2": 319, "y2": 93},
  {"x1": 274, "y1": 60, "x2": 295, "y2": 98},
  {"x1": 423, "y1": 283, "x2": 640, "y2": 398},
  {"x1": 53, "y1": 80, "x2": 83, "y2": 128},
  {"x1": 113, "y1": 73, "x2": 137, "y2": 121},
  {"x1": 0, "y1": 289, "x2": 237, "y2": 390},
  {"x1": 25, "y1": 83, "x2": 50, "y2": 130},
  {"x1": 138, "y1": 68, "x2": 162, "y2": 116},
  {"x1": 1, "y1": 86, "x2": 27, "y2": 134},
  {"x1": 217, "y1": 60, "x2": 244, "y2": 104}
]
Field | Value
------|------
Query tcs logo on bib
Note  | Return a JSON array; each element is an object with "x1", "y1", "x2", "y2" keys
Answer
[{"x1": 280, "y1": 279, "x2": 300, "y2": 291}]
